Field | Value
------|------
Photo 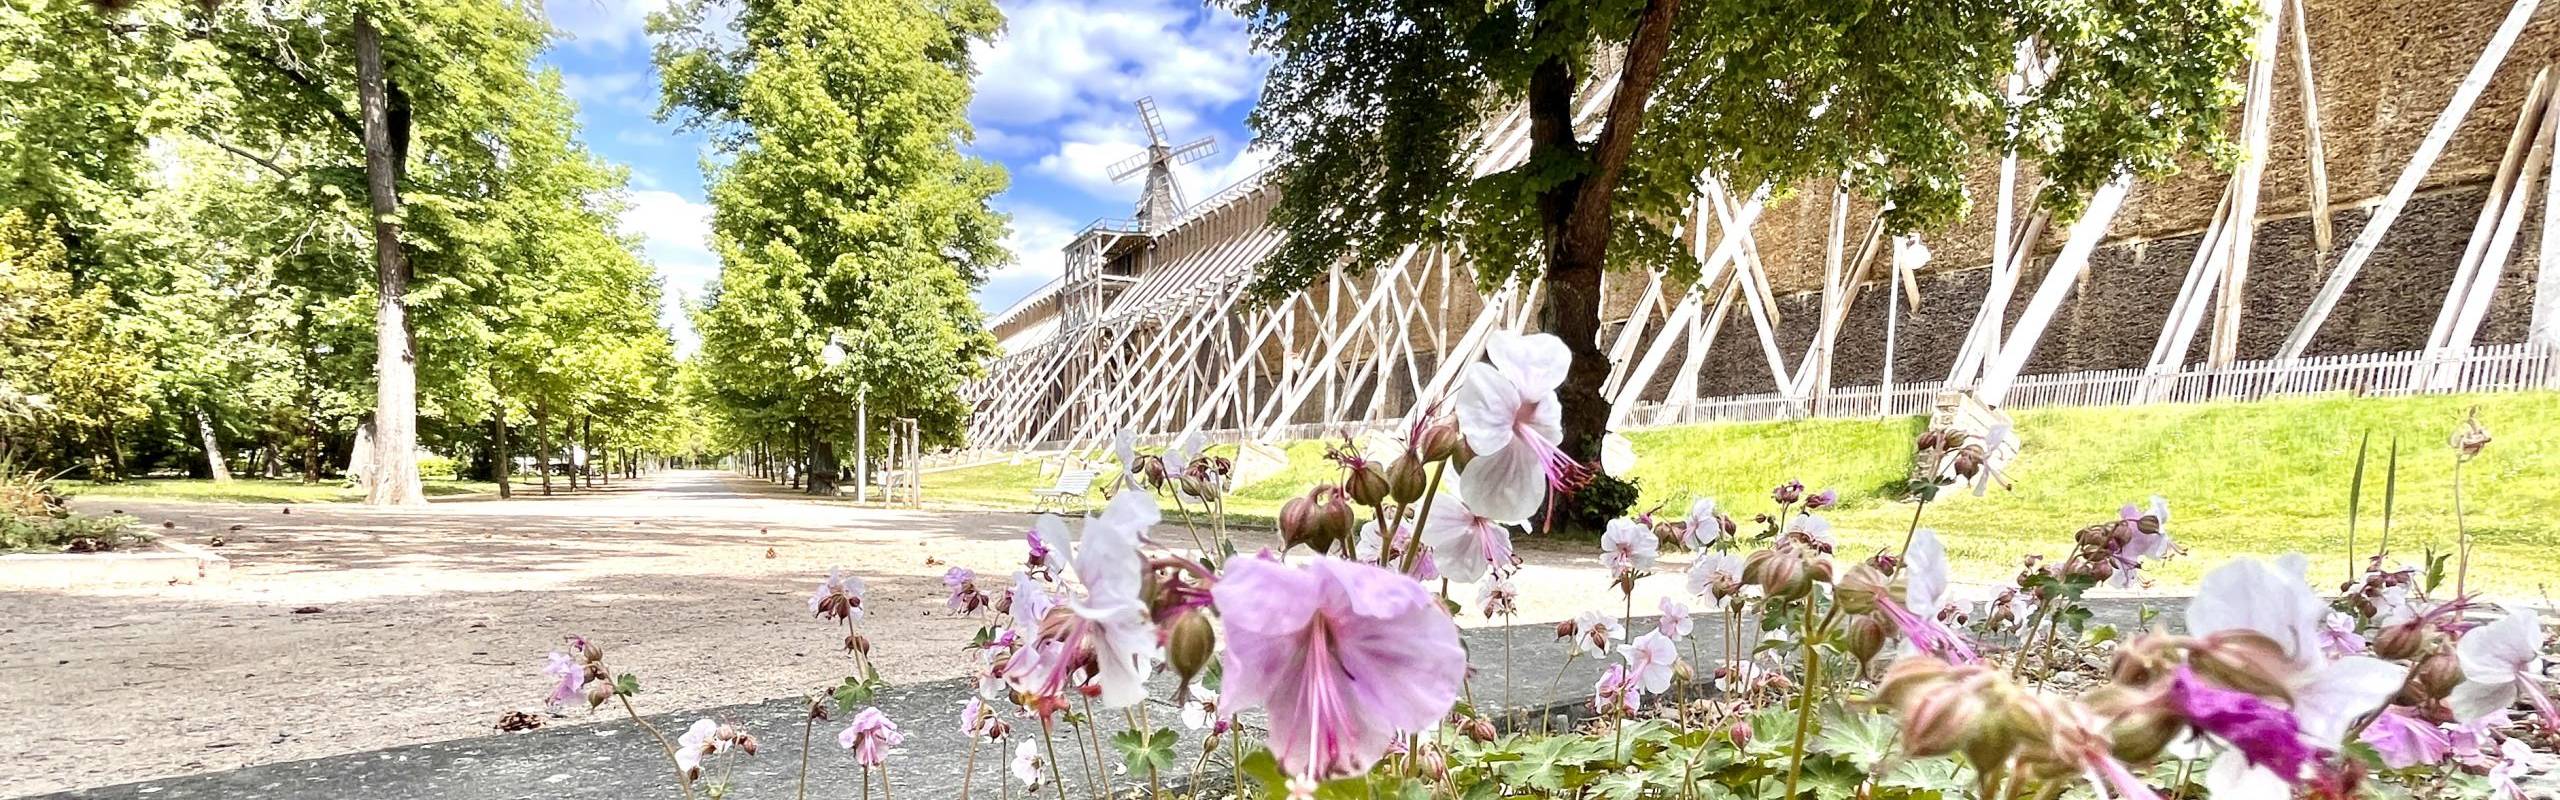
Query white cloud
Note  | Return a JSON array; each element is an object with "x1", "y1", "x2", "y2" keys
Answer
[
  {"x1": 619, "y1": 189, "x2": 719, "y2": 353},
  {"x1": 545, "y1": 0, "x2": 675, "y2": 51},
  {"x1": 561, "y1": 70, "x2": 658, "y2": 115},
  {"x1": 977, "y1": 204, "x2": 1080, "y2": 315}
]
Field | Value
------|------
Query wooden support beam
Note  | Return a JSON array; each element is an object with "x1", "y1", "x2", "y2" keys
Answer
[
  {"x1": 2430, "y1": 69, "x2": 2555, "y2": 389},
  {"x1": 1978, "y1": 176, "x2": 2132, "y2": 405},
  {"x1": 2289, "y1": 0, "x2": 2335, "y2": 264},
  {"x1": 2278, "y1": 0, "x2": 2541, "y2": 360},
  {"x1": 2208, "y1": 0, "x2": 2288, "y2": 368}
]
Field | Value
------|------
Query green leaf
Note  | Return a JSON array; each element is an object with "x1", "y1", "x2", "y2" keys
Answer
[
  {"x1": 614, "y1": 673, "x2": 639, "y2": 697},
  {"x1": 1109, "y1": 727, "x2": 1180, "y2": 775},
  {"x1": 1810, "y1": 705, "x2": 1895, "y2": 770}
]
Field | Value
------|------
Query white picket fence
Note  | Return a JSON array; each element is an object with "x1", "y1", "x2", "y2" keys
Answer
[{"x1": 1622, "y1": 343, "x2": 2560, "y2": 428}]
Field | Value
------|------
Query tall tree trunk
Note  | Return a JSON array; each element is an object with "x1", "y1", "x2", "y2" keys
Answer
[
  {"x1": 809, "y1": 433, "x2": 839, "y2": 495},
  {"x1": 492, "y1": 398, "x2": 512, "y2": 499},
  {"x1": 195, "y1": 408, "x2": 234, "y2": 483},
  {"x1": 1528, "y1": 0, "x2": 1683, "y2": 465},
  {"x1": 587, "y1": 417, "x2": 605, "y2": 488},
  {"x1": 354, "y1": 11, "x2": 425, "y2": 506},
  {"x1": 534, "y1": 403, "x2": 553, "y2": 497}
]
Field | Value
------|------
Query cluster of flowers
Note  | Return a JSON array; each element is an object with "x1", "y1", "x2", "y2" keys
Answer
[{"x1": 532, "y1": 331, "x2": 2554, "y2": 800}]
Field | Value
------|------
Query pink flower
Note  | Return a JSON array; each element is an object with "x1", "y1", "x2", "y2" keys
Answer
[
  {"x1": 810, "y1": 568, "x2": 865, "y2": 621},
  {"x1": 543, "y1": 651, "x2": 581, "y2": 709},
  {"x1": 2449, "y1": 609, "x2": 2556, "y2": 727},
  {"x1": 1591, "y1": 664, "x2": 1639, "y2": 715},
  {"x1": 1600, "y1": 519, "x2": 1658, "y2": 577},
  {"x1": 2487, "y1": 738, "x2": 2534, "y2": 800},
  {"x1": 1452, "y1": 332, "x2": 1582, "y2": 523},
  {"x1": 1656, "y1": 597, "x2": 1692, "y2": 640},
  {"x1": 1355, "y1": 520, "x2": 1436, "y2": 579},
  {"x1": 1211, "y1": 553, "x2": 1466, "y2": 781},
  {"x1": 2167, "y1": 666, "x2": 2316, "y2": 780},
  {"x1": 1419, "y1": 493, "x2": 1512, "y2": 583},
  {"x1": 2358, "y1": 706, "x2": 2451, "y2": 769},
  {"x1": 1011, "y1": 740, "x2": 1044, "y2": 791},
  {"x1": 2186, "y1": 555, "x2": 2407, "y2": 791},
  {"x1": 1881, "y1": 529, "x2": 1976, "y2": 662},
  {"x1": 1008, "y1": 571, "x2": 1053, "y2": 632},
  {"x1": 1622, "y1": 631, "x2": 1677, "y2": 695},
  {"x1": 945, "y1": 567, "x2": 987, "y2": 614},
  {"x1": 2317, "y1": 612, "x2": 2367, "y2": 658},
  {"x1": 837, "y1": 707, "x2": 903, "y2": 767},
  {"x1": 1682, "y1": 498, "x2": 1732, "y2": 549},
  {"x1": 1020, "y1": 490, "x2": 1159, "y2": 709},
  {"x1": 1026, "y1": 516, "x2": 1067, "y2": 572},
  {"x1": 1785, "y1": 514, "x2": 1834, "y2": 552}
]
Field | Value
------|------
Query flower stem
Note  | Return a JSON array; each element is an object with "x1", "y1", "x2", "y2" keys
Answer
[
  {"x1": 880, "y1": 760, "x2": 894, "y2": 800},
  {"x1": 1539, "y1": 651, "x2": 1577, "y2": 735},
  {"x1": 798, "y1": 704, "x2": 815, "y2": 800},
  {"x1": 961, "y1": 735, "x2": 979, "y2": 800},
  {"x1": 1896, "y1": 499, "x2": 1929, "y2": 557},
  {"x1": 1080, "y1": 697, "x2": 1109, "y2": 799},
  {"x1": 2453, "y1": 459, "x2": 2471, "y2": 600},
  {"x1": 1040, "y1": 724, "x2": 1071, "y2": 800},
  {"x1": 618, "y1": 694, "x2": 695, "y2": 800},
  {"x1": 1782, "y1": 601, "x2": 1821, "y2": 800},
  {"x1": 1396, "y1": 462, "x2": 1449, "y2": 575},
  {"x1": 1502, "y1": 621, "x2": 1516, "y2": 731}
]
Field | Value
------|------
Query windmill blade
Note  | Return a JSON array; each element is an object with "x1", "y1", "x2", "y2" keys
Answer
[
  {"x1": 1171, "y1": 137, "x2": 1218, "y2": 166},
  {"x1": 1136, "y1": 97, "x2": 1170, "y2": 147},
  {"x1": 1109, "y1": 151, "x2": 1153, "y2": 182}
]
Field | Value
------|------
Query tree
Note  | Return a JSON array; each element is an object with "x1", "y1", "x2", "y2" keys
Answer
[
  {"x1": 655, "y1": 0, "x2": 1008, "y2": 494},
  {"x1": 1229, "y1": 0, "x2": 2257, "y2": 466}
]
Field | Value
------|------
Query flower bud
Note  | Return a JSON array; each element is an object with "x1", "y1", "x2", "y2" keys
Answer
[
  {"x1": 1772, "y1": 481, "x2": 1805, "y2": 505},
  {"x1": 1844, "y1": 613, "x2": 1891, "y2": 663},
  {"x1": 582, "y1": 678, "x2": 617, "y2": 709},
  {"x1": 1179, "y1": 470, "x2": 1221, "y2": 501},
  {"x1": 2188, "y1": 630, "x2": 2292, "y2": 700},
  {"x1": 2413, "y1": 651, "x2": 2463, "y2": 700},
  {"x1": 1877, "y1": 656, "x2": 1956, "y2": 708},
  {"x1": 2373, "y1": 621, "x2": 2431, "y2": 661},
  {"x1": 1835, "y1": 563, "x2": 1891, "y2": 615},
  {"x1": 1804, "y1": 556, "x2": 1834, "y2": 586},
  {"x1": 578, "y1": 639, "x2": 605, "y2": 664},
  {"x1": 1900, "y1": 679, "x2": 1991, "y2": 759},
  {"x1": 1672, "y1": 659, "x2": 1696, "y2": 687},
  {"x1": 1345, "y1": 463, "x2": 1389, "y2": 507},
  {"x1": 1463, "y1": 716, "x2": 1497, "y2": 743},
  {"x1": 1168, "y1": 611, "x2": 1217, "y2": 683},
  {"x1": 1727, "y1": 720, "x2": 1753, "y2": 746},
  {"x1": 1386, "y1": 456, "x2": 1427, "y2": 505},
  {"x1": 1138, "y1": 455, "x2": 1168, "y2": 489},
  {"x1": 1417, "y1": 420, "x2": 1466, "y2": 464},
  {"x1": 845, "y1": 632, "x2": 871, "y2": 656},
  {"x1": 1743, "y1": 548, "x2": 1809, "y2": 599},
  {"x1": 1805, "y1": 489, "x2": 1837, "y2": 511},
  {"x1": 1554, "y1": 619, "x2": 1579, "y2": 640},
  {"x1": 1312, "y1": 487, "x2": 1356, "y2": 553},
  {"x1": 1279, "y1": 496, "x2": 1318, "y2": 553},
  {"x1": 1915, "y1": 430, "x2": 1947, "y2": 451}
]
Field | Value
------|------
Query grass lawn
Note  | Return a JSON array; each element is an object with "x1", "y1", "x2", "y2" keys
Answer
[
  {"x1": 931, "y1": 391, "x2": 2560, "y2": 594},
  {"x1": 59, "y1": 477, "x2": 499, "y2": 504}
]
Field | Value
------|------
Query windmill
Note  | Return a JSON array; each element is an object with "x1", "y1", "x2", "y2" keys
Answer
[{"x1": 1108, "y1": 97, "x2": 1216, "y2": 232}]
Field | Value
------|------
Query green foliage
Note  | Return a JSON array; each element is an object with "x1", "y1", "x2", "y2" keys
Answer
[
  {"x1": 1562, "y1": 472, "x2": 1642, "y2": 534},
  {"x1": 0, "y1": 0, "x2": 687, "y2": 483},
  {"x1": 1109, "y1": 727, "x2": 1180, "y2": 775},
  {"x1": 1230, "y1": 0, "x2": 2257, "y2": 297},
  {"x1": 655, "y1": 0, "x2": 1009, "y2": 464},
  {"x1": 0, "y1": 512, "x2": 143, "y2": 553}
]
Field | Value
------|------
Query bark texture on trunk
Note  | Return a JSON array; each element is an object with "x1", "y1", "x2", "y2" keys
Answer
[
  {"x1": 355, "y1": 11, "x2": 426, "y2": 506},
  {"x1": 534, "y1": 404, "x2": 553, "y2": 496},
  {"x1": 195, "y1": 408, "x2": 233, "y2": 483},
  {"x1": 1527, "y1": 0, "x2": 1684, "y2": 463}
]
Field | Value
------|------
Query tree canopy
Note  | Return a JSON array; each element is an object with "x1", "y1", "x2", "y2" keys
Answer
[
  {"x1": 1228, "y1": 0, "x2": 2258, "y2": 464},
  {"x1": 653, "y1": 0, "x2": 1009, "y2": 493}
]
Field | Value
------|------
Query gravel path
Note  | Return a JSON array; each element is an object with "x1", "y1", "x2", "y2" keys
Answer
[{"x1": 0, "y1": 470, "x2": 1693, "y2": 796}]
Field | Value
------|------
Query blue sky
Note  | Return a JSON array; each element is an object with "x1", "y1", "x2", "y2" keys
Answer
[{"x1": 536, "y1": 0, "x2": 1274, "y2": 352}]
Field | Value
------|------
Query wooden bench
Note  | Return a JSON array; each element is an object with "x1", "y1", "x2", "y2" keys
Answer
[{"x1": 1030, "y1": 469, "x2": 1099, "y2": 513}]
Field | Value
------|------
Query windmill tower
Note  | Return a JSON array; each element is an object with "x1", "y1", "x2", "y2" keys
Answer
[{"x1": 1109, "y1": 98, "x2": 1216, "y2": 232}]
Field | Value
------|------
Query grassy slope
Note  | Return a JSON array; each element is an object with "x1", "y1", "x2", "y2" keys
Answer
[
  {"x1": 60, "y1": 478, "x2": 499, "y2": 504},
  {"x1": 944, "y1": 391, "x2": 2560, "y2": 593}
]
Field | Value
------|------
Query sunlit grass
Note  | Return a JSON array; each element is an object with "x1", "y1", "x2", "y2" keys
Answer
[
  {"x1": 931, "y1": 391, "x2": 2560, "y2": 593},
  {"x1": 60, "y1": 477, "x2": 499, "y2": 504}
]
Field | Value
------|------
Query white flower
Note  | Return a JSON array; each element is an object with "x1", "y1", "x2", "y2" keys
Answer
[
  {"x1": 1180, "y1": 686, "x2": 1220, "y2": 730},
  {"x1": 1420, "y1": 493, "x2": 1513, "y2": 583},
  {"x1": 1477, "y1": 576, "x2": 1518, "y2": 618},
  {"x1": 1903, "y1": 528, "x2": 1952, "y2": 617},
  {"x1": 1682, "y1": 497, "x2": 1724, "y2": 548},
  {"x1": 1687, "y1": 552, "x2": 1744, "y2": 603},
  {"x1": 674, "y1": 718, "x2": 718, "y2": 778},
  {"x1": 1453, "y1": 332, "x2": 1573, "y2": 523},
  {"x1": 1971, "y1": 424, "x2": 2009, "y2": 497},
  {"x1": 1600, "y1": 518, "x2": 1658, "y2": 577},
  {"x1": 1010, "y1": 571, "x2": 1054, "y2": 633},
  {"x1": 1012, "y1": 740, "x2": 1045, "y2": 790},
  {"x1": 1599, "y1": 432, "x2": 1635, "y2": 477},
  {"x1": 1573, "y1": 609, "x2": 1625, "y2": 658},
  {"x1": 1656, "y1": 597, "x2": 1693, "y2": 640},
  {"x1": 2187, "y1": 556, "x2": 2407, "y2": 789},
  {"x1": 1029, "y1": 515, "x2": 1072, "y2": 575},
  {"x1": 1786, "y1": 514, "x2": 1834, "y2": 549},
  {"x1": 1622, "y1": 631, "x2": 1678, "y2": 695},
  {"x1": 2448, "y1": 609, "x2": 2556, "y2": 726},
  {"x1": 1112, "y1": 429, "x2": 1141, "y2": 489},
  {"x1": 1354, "y1": 519, "x2": 1410, "y2": 564},
  {"x1": 1071, "y1": 490, "x2": 1160, "y2": 708}
]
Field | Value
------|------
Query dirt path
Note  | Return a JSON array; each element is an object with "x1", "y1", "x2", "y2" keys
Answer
[{"x1": 1, "y1": 470, "x2": 1702, "y2": 796}]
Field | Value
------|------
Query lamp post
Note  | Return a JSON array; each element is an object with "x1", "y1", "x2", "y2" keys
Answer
[{"x1": 820, "y1": 334, "x2": 870, "y2": 502}]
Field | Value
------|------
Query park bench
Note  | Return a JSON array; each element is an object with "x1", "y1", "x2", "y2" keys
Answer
[{"x1": 1030, "y1": 469, "x2": 1099, "y2": 513}]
